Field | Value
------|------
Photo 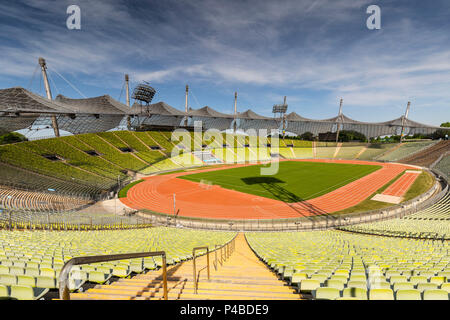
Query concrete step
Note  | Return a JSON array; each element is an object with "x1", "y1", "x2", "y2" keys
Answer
[{"x1": 77, "y1": 233, "x2": 302, "y2": 300}]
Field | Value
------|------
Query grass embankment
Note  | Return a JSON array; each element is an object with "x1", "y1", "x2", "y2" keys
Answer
[{"x1": 118, "y1": 179, "x2": 144, "y2": 198}]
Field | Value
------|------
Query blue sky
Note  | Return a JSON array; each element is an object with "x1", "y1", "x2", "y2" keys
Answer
[{"x1": 1, "y1": 0, "x2": 450, "y2": 126}]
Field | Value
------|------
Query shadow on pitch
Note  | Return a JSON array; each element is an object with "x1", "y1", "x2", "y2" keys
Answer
[{"x1": 241, "y1": 176, "x2": 337, "y2": 221}]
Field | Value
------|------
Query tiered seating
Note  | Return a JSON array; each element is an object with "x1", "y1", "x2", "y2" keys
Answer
[
  {"x1": 377, "y1": 141, "x2": 437, "y2": 162},
  {"x1": 401, "y1": 141, "x2": 450, "y2": 167},
  {"x1": 0, "y1": 144, "x2": 113, "y2": 190},
  {"x1": 336, "y1": 144, "x2": 368, "y2": 160},
  {"x1": 0, "y1": 163, "x2": 98, "y2": 196},
  {"x1": 75, "y1": 134, "x2": 148, "y2": 171},
  {"x1": 112, "y1": 131, "x2": 166, "y2": 164},
  {"x1": 29, "y1": 138, "x2": 123, "y2": 181},
  {"x1": 435, "y1": 155, "x2": 450, "y2": 179},
  {"x1": 0, "y1": 210, "x2": 151, "y2": 231},
  {"x1": 0, "y1": 227, "x2": 235, "y2": 299},
  {"x1": 316, "y1": 142, "x2": 337, "y2": 159},
  {"x1": 358, "y1": 144, "x2": 398, "y2": 160},
  {"x1": 246, "y1": 231, "x2": 450, "y2": 300},
  {"x1": 292, "y1": 148, "x2": 313, "y2": 159},
  {"x1": 278, "y1": 148, "x2": 296, "y2": 159},
  {"x1": 340, "y1": 192, "x2": 450, "y2": 239},
  {"x1": 0, "y1": 186, "x2": 91, "y2": 212}
]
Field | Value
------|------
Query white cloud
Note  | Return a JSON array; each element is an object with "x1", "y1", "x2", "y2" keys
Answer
[{"x1": 0, "y1": 0, "x2": 449, "y2": 125}]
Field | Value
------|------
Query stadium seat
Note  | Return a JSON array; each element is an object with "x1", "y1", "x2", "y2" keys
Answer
[
  {"x1": 324, "y1": 279, "x2": 345, "y2": 290},
  {"x1": 423, "y1": 289, "x2": 449, "y2": 300},
  {"x1": 0, "y1": 274, "x2": 17, "y2": 286},
  {"x1": 315, "y1": 287, "x2": 341, "y2": 300},
  {"x1": 0, "y1": 284, "x2": 9, "y2": 297},
  {"x1": 36, "y1": 276, "x2": 57, "y2": 289},
  {"x1": 17, "y1": 275, "x2": 35, "y2": 287},
  {"x1": 9, "y1": 285, "x2": 48, "y2": 300},
  {"x1": 417, "y1": 283, "x2": 438, "y2": 292},
  {"x1": 395, "y1": 289, "x2": 421, "y2": 300},
  {"x1": 369, "y1": 289, "x2": 394, "y2": 300},
  {"x1": 299, "y1": 279, "x2": 321, "y2": 293},
  {"x1": 342, "y1": 287, "x2": 368, "y2": 300},
  {"x1": 393, "y1": 282, "x2": 414, "y2": 292}
]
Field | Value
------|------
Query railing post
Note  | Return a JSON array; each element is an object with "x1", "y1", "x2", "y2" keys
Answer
[
  {"x1": 162, "y1": 253, "x2": 168, "y2": 300},
  {"x1": 206, "y1": 249, "x2": 210, "y2": 280},
  {"x1": 193, "y1": 250, "x2": 197, "y2": 294}
]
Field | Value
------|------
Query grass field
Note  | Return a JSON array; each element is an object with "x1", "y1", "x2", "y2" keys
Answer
[{"x1": 179, "y1": 161, "x2": 381, "y2": 202}]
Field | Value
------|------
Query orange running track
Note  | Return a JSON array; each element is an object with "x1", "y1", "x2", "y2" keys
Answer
[
  {"x1": 382, "y1": 171, "x2": 421, "y2": 197},
  {"x1": 121, "y1": 159, "x2": 417, "y2": 220}
]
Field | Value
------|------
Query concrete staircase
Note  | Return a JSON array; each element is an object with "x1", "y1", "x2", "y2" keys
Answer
[{"x1": 70, "y1": 234, "x2": 301, "y2": 300}]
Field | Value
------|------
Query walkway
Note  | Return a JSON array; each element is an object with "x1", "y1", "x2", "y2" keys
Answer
[{"x1": 70, "y1": 234, "x2": 301, "y2": 300}]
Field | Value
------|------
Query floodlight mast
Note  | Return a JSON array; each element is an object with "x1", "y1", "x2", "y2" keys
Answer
[
  {"x1": 185, "y1": 85, "x2": 189, "y2": 127},
  {"x1": 272, "y1": 96, "x2": 288, "y2": 137},
  {"x1": 125, "y1": 74, "x2": 131, "y2": 129},
  {"x1": 335, "y1": 98, "x2": 343, "y2": 143},
  {"x1": 400, "y1": 101, "x2": 411, "y2": 143},
  {"x1": 38, "y1": 57, "x2": 60, "y2": 138},
  {"x1": 234, "y1": 92, "x2": 237, "y2": 133}
]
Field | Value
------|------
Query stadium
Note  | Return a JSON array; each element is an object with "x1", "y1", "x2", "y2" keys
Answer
[{"x1": 0, "y1": 55, "x2": 449, "y2": 302}]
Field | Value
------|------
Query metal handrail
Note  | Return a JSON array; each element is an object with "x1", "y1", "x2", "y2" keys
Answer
[
  {"x1": 192, "y1": 246, "x2": 210, "y2": 294},
  {"x1": 191, "y1": 235, "x2": 237, "y2": 294},
  {"x1": 58, "y1": 251, "x2": 168, "y2": 300}
]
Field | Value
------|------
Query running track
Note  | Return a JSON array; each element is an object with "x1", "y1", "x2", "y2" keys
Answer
[
  {"x1": 382, "y1": 171, "x2": 421, "y2": 197},
  {"x1": 121, "y1": 159, "x2": 418, "y2": 220}
]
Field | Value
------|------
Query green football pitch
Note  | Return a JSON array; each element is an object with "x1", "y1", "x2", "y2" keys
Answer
[{"x1": 179, "y1": 161, "x2": 381, "y2": 202}]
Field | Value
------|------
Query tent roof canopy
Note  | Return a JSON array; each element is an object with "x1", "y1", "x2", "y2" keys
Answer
[{"x1": 188, "y1": 106, "x2": 234, "y2": 118}]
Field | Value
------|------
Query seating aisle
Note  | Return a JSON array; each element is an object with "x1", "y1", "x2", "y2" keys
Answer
[{"x1": 71, "y1": 233, "x2": 301, "y2": 300}]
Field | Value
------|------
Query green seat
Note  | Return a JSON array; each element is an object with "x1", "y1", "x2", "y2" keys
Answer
[
  {"x1": 88, "y1": 271, "x2": 111, "y2": 284},
  {"x1": 417, "y1": 283, "x2": 438, "y2": 292},
  {"x1": 369, "y1": 288, "x2": 394, "y2": 300},
  {"x1": 370, "y1": 281, "x2": 391, "y2": 289},
  {"x1": 410, "y1": 276, "x2": 427, "y2": 285},
  {"x1": 310, "y1": 274, "x2": 328, "y2": 283},
  {"x1": 17, "y1": 275, "x2": 36, "y2": 287},
  {"x1": 112, "y1": 266, "x2": 130, "y2": 278},
  {"x1": 0, "y1": 284, "x2": 9, "y2": 298},
  {"x1": 315, "y1": 287, "x2": 341, "y2": 300},
  {"x1": 9, "y1": 285, "x2": 48, "y2": 300},
  {"x1": 324, "y1": 279, "x2": 345, "y2": 290},
  {"x1": 423, "y1": 289, "x2": 448, "y2": 300},
  {"x1": 299, "y1": 279, "x2": 321, "y2": 293},
  {"x1": 0, "y1": 274, "x2": 17, "y2": 286},
  {"x1": 330, "y1": 275, "x2": 348, "y2": 283},
  {"x1": 396, "y1": 289, "x2": 421, "y2": 300},
  {"x1": 342, "y1": 287, "x2": 367, "y2": 300},
  {"x1": 349, "y1": 275, "x2": 366, "y2": 282},
  {"x1": 291, "y1": 273, "x2": 307, "y2": 286},
  {"x1": 430, "y1": 276, "x2": 446, "y2": 285},
  {"x1": 389, "y1": 275, "x2": 408, "y2": 283},
  {"x1": 0, "y1": 266, "x2": 9, "y2": 274},
  {"x1": 36, "y1": 276, "x2": 57, "y2": 289},
  {"x1": 0, "y1": 261, "x2": 13, "y2": 267},
  {"x1": 40, "y1": 268, "x2": 56, "y2": 278},
  {"x1": 441, "y1": 283, "x2": 450, "y2": 293},
  {"x1": 346, "y1": 281, "x2": 367, "y2": 289},
  {"x1": 130, "y1": 263, "x2": 144, "y2": 273},
  {"x1": 393, "y1": 282, "x2": 414, "y2": 292},
  {"x1": 9, "y1": 266, "x2": 24, "y2": 276},
  {"x1": 25, "y1": 268, "x2": 40, "y2": 277}
]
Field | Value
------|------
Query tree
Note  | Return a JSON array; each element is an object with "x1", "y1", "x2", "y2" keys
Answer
[
  {"x1": 338, "y1": 130, "x2": 367, "y2": 142},
  {"x1": 431, "y1": 129, "x2": 450, "y2": 140},
  {"x1": 441, "y1": 122, "x2": 450, "y2": 128},
  {"x1": 299, "y1": 132, "x2": 314, "y2": 141},
  {"x1": 0, "y1": 132, "x2": 28, "y2": 145}
]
